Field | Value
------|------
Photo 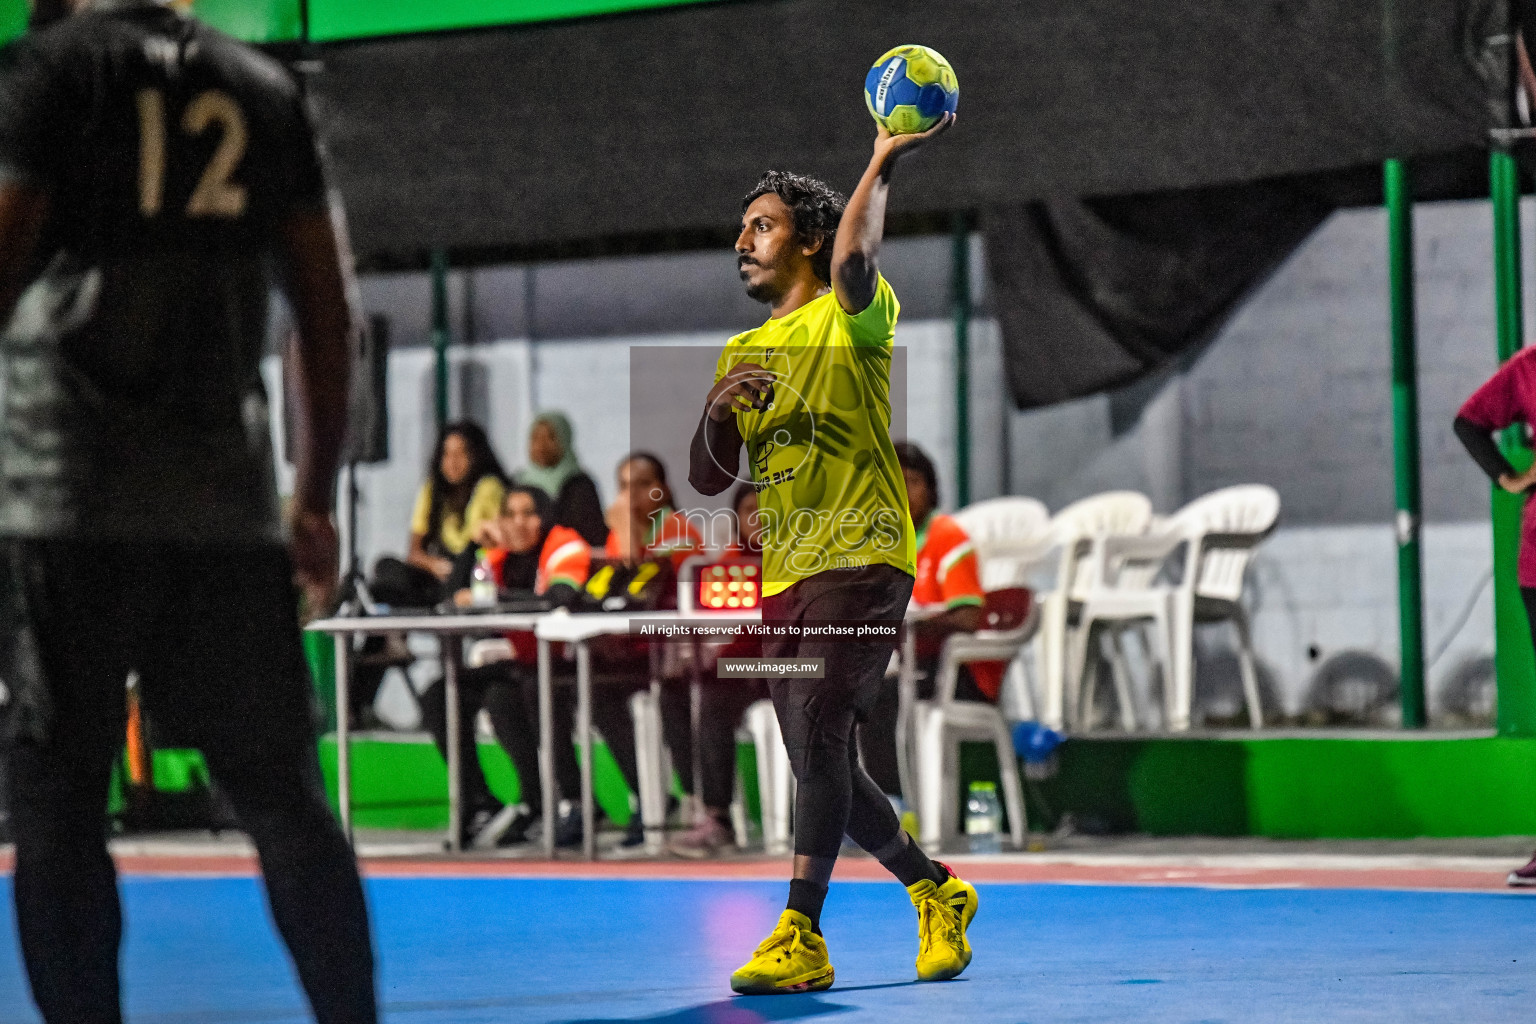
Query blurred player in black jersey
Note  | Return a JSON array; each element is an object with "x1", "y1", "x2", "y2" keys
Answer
[{"x1": 0, "y1": 1, "x2": 375, "y2": 1021}]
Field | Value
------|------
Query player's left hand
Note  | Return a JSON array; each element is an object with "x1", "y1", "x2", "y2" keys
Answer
[
  {"x1": 289, "y1": 506, "x2": 340, "y2": 615},
  {"x1": 1500, "y1": 467, "x2": 1536, "y2": 494},
  {"x1": 472, "y1": 517, "x2": 507, "y2": 549},
  {"x1": 874, "y1": 112, "x2": 955, "y2": 170}
]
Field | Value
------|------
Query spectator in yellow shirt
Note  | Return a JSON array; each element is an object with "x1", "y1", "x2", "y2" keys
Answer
[
  {"x1": 356, "y1": 422, "x2": 507, "y2": 727},
  {"x1": 372, "y1": 420, "x2": 507, "y2": 608},
  {"x1": 407, "y1": 421, "x2": 508, "y2": 576}
]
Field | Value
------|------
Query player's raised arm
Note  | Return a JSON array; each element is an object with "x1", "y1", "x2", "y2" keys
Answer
[{"x1": 830, "y1": 113, "x2": 954, "y2": 316}]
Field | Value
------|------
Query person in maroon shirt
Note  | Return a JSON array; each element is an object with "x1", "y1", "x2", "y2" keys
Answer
[{"x1": 1454, "y1": 345, "x2": 1536, "y2": 886}]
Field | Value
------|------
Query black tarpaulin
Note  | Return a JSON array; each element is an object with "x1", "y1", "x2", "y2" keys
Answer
[
  {"x1": 313, "y1": 0, "x2": 1506, "y2": 258},
  {"x1": 984, "y1": 153, "x2": 1504, "y2": 408},
  {"x1": 308, "y1": 0, "x2": 1510, "y2": 407},
  {"x1": 984, "y1": 183, "x2": 1336, "y2": 409}
]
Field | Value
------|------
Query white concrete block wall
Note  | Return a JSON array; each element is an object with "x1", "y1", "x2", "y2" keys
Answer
[
  {"x1": 1241, "y1": 523, "x2": 1494, "y2": 720},
  {"x1": 995, "y1": 197, "x2": 1528, "y2": 724}
]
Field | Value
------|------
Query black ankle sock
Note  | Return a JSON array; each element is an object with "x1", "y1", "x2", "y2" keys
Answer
[
  {"x1": 787, "y1": 878, "x2": 828, "y2": 934},
  {"x1": 879, "y1": 832, "x2": 948, "y2": 888}
]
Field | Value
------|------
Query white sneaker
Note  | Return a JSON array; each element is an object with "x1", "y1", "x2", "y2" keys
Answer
[
  {"x1": 470, "y1": 803, "x2": 526, "y2": 850},
  {"x1": 668, "y1": 815, "x2": 734, "y2": 858}
]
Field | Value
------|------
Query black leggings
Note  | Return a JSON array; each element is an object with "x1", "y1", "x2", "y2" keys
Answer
[
  {"x1": 418, "y1": 664, "x2": 542, "y2": 813},
  {"x1": 659, "y1": 680, "x2": 695, "y2": 797},
  {"x1": 419, "y1": 664, "x2": 643, "y2": 813},
  {"x1": 860, "y1": 661, "x2": 990, "y2": 799},
  {"x1": 0, "y1": 543, "x2": 375, "y2": 1024},
  {"x1": 763, "y1": 565, "x2": 914, "y2": 859},
  {"x1": 690, "y1": 679, "x2": 769, "y2": 814}
]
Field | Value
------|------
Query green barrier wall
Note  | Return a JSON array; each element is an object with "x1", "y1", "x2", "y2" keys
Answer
[
  {"x1": 316, "y1": 735, "x2": 758, "y2": 831},
  {"x1": 308, "y1": 0, "x2": 716, "y2": 41},
  {"x1": 312, "y1": 732, "x2": 1536, "y2": 840},
  {"x1": 0, "y1": 0, "x2": 714, "y2": 45},
  {"x1": 191, "y1": 0, "x2": 300, "y2": 41},
  {"x1": 1034, "y1": 735, "x2": 1536, "y2": 838},
  {"x1": 0, "y1": 0, "x2": 22, "y2": 43},
  {"x1": 0, "y1": 0, "x2": 298, "y2": 44},
  {"x1": 302, "y1": 631, "x2": 338, "y2": 733}
]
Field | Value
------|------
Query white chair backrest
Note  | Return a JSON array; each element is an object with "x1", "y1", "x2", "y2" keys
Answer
[
  {"x1": 1106, "y1": 520, "x2": 1182, "y2": 591},
  {"x1": 1171, "y1": 485, "x2": 1281, "y2": 604},
  {"x1": 952, "y1": 497, "x2": 1052, "y2": 589},
  {"x1": 1049, "y1": 491, "x2": 1154, "y2": 597},
  {"x1": 1051, "y1": 490, "x2": 1155, "y2": 543}
]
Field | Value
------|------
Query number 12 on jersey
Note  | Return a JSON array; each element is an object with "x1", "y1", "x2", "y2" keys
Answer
[{"x1": 136, "y1": 88, "x2": 248, "y2": 219}]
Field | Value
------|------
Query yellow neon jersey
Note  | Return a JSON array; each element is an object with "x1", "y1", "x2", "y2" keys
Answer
[{"x1": 714, "y1": 275, "x2": 916, "y2": 597}]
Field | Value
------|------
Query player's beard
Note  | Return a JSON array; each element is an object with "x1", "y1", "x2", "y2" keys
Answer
[{"x1": 740, "y1": 255, "x2": 790, "y2": 305}]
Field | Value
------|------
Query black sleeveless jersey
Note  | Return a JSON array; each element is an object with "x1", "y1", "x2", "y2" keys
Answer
[{"x1": 0, "y1": 0, "x2": 328, "y2": 543}]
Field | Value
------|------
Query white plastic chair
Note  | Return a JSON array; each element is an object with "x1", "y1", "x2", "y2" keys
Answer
[
  {"x1": 465, "y1": 638, "x2": 514, "y2": 668},
  {"x1": 911, "y1": 586, "x2": 1036, "y2": 851},
  {"x1": 743, "y1": 699, "x2": 794, "y2": 854},
  {"x1": 951, "y1": 497, "x2": 1054, "y2": 591},
  {"x1": 1072, "y1": 485, "x2": 1281, "y2": 731},
  {"x1": 630, "y1": 685, "x2": 674, "y2": 852},
  {"x1": 893, "y1": 497, "x2": 1052, "y2": 806},
  {"x1": 1064, "y1": 520, "x2": 1178, "y2": 731},
  {"x1": 1032, "y1": 492, "x2": 1155, "y2": 729}
]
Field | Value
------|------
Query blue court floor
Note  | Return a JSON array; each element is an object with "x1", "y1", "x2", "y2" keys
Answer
[{"x1": 0, "y1": 874, "x2": 1532, "y2": 1023}]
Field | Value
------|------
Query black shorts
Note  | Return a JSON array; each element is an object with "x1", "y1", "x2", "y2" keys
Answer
[
  {"x1": 761, "y1": 563, "x2": 913, "y2": 721},
  {"x1": 0, "y1": 540, "x2": 316, "y2": 750}
]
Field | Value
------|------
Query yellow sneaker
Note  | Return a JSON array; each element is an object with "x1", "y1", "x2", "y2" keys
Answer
[
  {"x1": 729, "y1": 910, "x2": 835, "y2": 995},
  {"x1": 907, "y1": 867, "x2": 978, "y2": 982}
]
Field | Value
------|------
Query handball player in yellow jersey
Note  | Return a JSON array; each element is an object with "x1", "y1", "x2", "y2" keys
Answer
[{"x1": 690, "y1": 112, "x2": 978, "y2": 993}]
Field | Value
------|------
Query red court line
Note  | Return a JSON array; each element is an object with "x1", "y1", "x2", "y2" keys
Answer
[{"x1": 0, "y1": 850, "x2": 1524, "y2": 892}]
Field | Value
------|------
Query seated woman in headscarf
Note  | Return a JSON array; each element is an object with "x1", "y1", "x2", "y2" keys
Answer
[
  {"x1": 429, "y1": 484, "x2": 647, "y2": 850},
  {"x1": 419, "y1": 484, "x2": 599, "y2": 848},
  {"x1": 517, "y1": 411, "x2": 607, "y2": 546}
]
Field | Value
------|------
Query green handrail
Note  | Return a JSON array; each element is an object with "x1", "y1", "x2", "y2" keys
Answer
[
  {"x1": 1384, "y1": 158, "x2": 1426, "y2": 728},
  {"x1": 952, "y1": 213, "x2": 972, "y2": 508},
  {"x1": 1490, "y1": 149, "x2": 1536, "y2": 736}
]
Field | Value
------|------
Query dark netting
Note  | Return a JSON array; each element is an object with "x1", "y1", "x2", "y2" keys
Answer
[
  {"x1": 307, "y1": 0, "x2": 1512, "y2": 405},
  {"x1": 312, "y1": 0, "x2": 1508, "y2": 257}
]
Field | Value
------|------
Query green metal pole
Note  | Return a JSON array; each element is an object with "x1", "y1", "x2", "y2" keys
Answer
[
  {"x1": 1490, "y1": 149, "x2": 1536, "y2": 736},
  {"x1": 431, "y1": 249, "x2": 449, "y2": 433},
  {"x1": 1385, "y1": 159, "x2": 1426, "y2": 728},
  {"x1": 952, "y1": 213, "x2": 972, "y2": 508}
]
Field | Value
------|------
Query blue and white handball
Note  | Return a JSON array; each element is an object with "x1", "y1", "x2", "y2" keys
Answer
[{"x1": 863, "y1": 44, "x2": 959, "y2": 135}]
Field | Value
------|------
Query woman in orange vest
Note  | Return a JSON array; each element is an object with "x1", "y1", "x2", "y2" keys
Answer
[{"x1": 420, "y1": 484, "x2": 593, "y2": 848}]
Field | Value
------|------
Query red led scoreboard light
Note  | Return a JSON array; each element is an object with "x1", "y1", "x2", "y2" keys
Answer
[{"x1": 698, "y1": 562, "x2": 760, "y2": 610}]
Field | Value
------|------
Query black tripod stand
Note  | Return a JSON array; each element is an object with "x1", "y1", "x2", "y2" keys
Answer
[{"x1": 334, "y1": 462, "x2": 374, "y2": 616}]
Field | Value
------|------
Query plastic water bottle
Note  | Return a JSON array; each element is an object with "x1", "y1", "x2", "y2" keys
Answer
[
  {"x1": 470, "y1": 550, "x2": 497, "y2": 608},
  {"x1": 965, "y1": 781, "x2": 1002, "y2": 853}
]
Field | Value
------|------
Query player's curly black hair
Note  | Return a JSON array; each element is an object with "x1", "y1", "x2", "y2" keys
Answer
[
  {"x1": 894, "y1": 440, "x2": 939, "y2": 505},
  {"x1": 742, "y1": 170, "x2": 847, "y2": 284}
]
